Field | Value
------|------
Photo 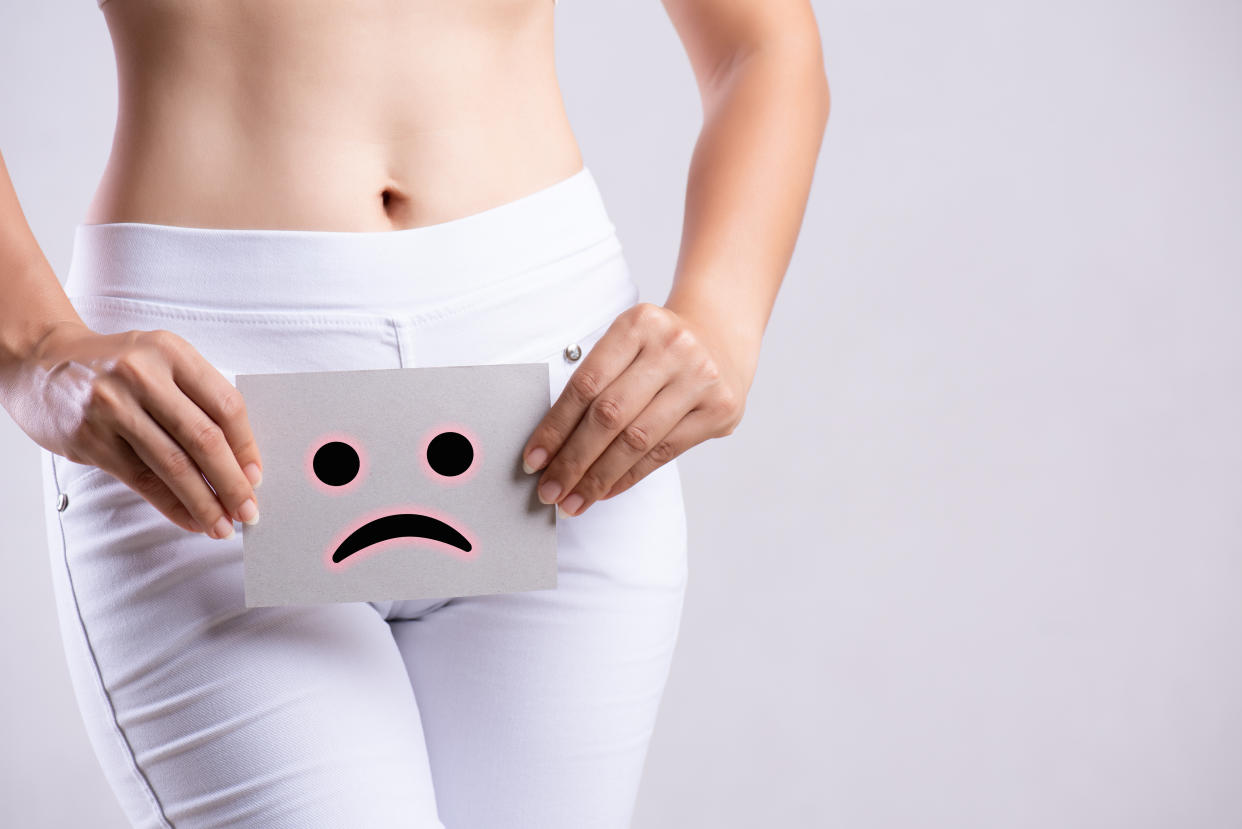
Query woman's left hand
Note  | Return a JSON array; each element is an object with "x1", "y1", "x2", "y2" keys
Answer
[{"x1": 520, "y1": 301, "x2": 752, "y2": 518}]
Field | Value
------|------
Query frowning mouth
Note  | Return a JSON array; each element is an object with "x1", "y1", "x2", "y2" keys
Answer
[{"x1": 331, "y1": 513, "x2": 473, "y2": 563}]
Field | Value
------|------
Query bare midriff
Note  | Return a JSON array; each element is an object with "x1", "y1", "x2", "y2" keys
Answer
[{"x1": 87, "y1": 0, "x2": 582, "y2": 231}]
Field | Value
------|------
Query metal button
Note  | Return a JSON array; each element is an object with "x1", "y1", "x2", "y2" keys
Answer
[
  {"x1": 56, "y1": 492, "x2": 69, "y2": 512},
  {"x1": 563, "y1": 343, "x2": 582, "y2": 362}
]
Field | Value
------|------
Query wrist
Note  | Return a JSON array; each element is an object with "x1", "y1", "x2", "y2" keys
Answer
[
  {"x1": 0, "y1": 255, "x2": 87, "y2": 370},
  {"x1": 662, "y1": 293, "x2": 764, "y2": 388},
  {"x1": 0, "y1": 316, "x2": 89, "y2": 378}
]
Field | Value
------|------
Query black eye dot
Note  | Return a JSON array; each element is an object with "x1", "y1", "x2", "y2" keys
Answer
[
  {"x1": 313, "y1": 441, "x2": 360, "y2": 486},
  {"x1": 427, "y1": 431, "x2": 474, "y2": 477}
]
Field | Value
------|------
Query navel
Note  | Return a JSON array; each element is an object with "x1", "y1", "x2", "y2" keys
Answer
[{"x1": 379, "y1": 184, "x2": 410, "y2": 225}]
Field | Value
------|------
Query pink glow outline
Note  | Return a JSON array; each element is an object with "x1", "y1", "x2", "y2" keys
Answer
[
  {"x1": 418, "y1": 421, "x2": 483, "y2": 487},
  {"x1": 323, "y1": 501, "x2": 479, "y2": 571},
  {"x1": 304, "y1": 430, "x2": 369, "y2": 496}
]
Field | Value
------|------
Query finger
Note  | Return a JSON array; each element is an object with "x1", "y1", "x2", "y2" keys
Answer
[
  {"x1": 112, "y1": 401, "x2": 238, "y2": 540},
  {"x1": 94, "y1": 433, "x2": 204, "y2": 534},
  {"x1": 535, "y1": 348, "x2": 668, "y2": 508},
  {"x1": 165, "y1": 334, "x2": 264, "y2": 488},
  {"x1": 136, "y1": 375, "x2": 259, "y2": 526},
  {"x1": 602, "y1": 407, "x2": 715, "y2": 501},
  {"x1": 521, "y1": 324, "x2": 640, "y2": 475},
  {"x1": 556, "y1": 379, "x2": 697, "y2": 517}
]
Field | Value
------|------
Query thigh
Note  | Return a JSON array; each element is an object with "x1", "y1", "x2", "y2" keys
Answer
[
  {"x1": 42, "y1": 449, "x2": 445, "y2": 829},
  {"x1": 390, "y1": 457, "x2": 689, "y2": 829}
]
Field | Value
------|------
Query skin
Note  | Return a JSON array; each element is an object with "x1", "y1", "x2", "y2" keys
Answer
[
  {"x1": 0, "y1": 0, "x2": 829, "y2": 535},
  {"x1": 524, "y1": 0, "x2": 831, "y2": 516}
]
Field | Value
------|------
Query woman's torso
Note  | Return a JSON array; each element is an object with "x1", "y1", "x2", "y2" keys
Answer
[{"x1": 87, "y1": 0, "x2": 581, "y2": 231}]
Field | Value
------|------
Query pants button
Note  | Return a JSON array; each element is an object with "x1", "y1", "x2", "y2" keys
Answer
[
  {"x1": 56, "y1": 492, "x2": 69, "y2": 512},
  {"x1": 563, "y1": 343, "x2": 582, "y2": 361}
]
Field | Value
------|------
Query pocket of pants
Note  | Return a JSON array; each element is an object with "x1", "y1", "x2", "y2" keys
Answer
[
  {"x1": 49, "y1": 450, "x2": 120, "y2": 501},
  {"x1": 540, "y1": 313, "x2": 618, "y2": 401},
  {"x1": 52, "y1": 296, "x2": 406, "y2": 499}
]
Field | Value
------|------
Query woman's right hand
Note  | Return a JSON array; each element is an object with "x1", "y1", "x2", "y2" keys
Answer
[{"x1": 7, "y1": 320, "x2": 262, "y2": 539}]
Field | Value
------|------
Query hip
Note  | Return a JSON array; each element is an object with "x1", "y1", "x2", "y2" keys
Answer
[
  {"x1": 66, "y1": 166, "x2": 635, "y2": 367},
  {"x1": 56, "y1": 165, "x2": 645, "y2": 494}
]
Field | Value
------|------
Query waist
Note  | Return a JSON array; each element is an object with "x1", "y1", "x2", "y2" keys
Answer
[
  {"x1": 90, "y1": 0, "x2": 572, "y2": 230},
  {"x1": 66, "y1": 166, "x2": 633, "y2": 314},
  {"x1": 87, "y1": 129, "x2": 584, "y2": 231}
]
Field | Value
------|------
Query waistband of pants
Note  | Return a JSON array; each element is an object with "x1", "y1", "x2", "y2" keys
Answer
[{"x1": 65, "y1": 165, "x2": 627, "y2": 315}]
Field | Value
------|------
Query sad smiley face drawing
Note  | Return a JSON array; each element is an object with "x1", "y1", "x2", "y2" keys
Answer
[
  {"x1": 238, "y1": 363, "x2": 559, "y2": 608},
  {"x1": 308, "y1": 426, "x2": 481, "y2": 567}
]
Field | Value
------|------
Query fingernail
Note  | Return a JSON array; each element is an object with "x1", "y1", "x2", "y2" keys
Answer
[
  {"x1": 236, "y1": 498, "x2": 259, "y2": 525},
  {"x1": 538, "y1": 479, "x2": 562, "y2": 504},
  {"x1": 560, "y1": 492, "x2": 584, "y2": 516},
  {"x1": 523, "y1": 447, "x2": 547, "y2": 474},
  {"x1": 244, "y1": 463, "x2": 263, "y2": 488},
  {"x1": 213, "y1": 515, "x2": 235, "y2": 540}
]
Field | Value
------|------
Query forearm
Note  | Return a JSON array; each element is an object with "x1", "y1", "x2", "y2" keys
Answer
[
  {"x1": 0, "y1": 150, "x2": 86, "y2": 386},
  {"x1": 663, "y1": 41, "x2": 830, "y2": 386}
]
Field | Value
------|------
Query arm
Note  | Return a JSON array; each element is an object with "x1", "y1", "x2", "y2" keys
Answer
[
  {"x1": 518, "y1": 0, "x2": 829, "y2": 518},
  {"x1": 660, "y1": 0, "x2": 831, "y2": 394},
  {"x1": 0, "y1": 150, "x2": 87, "y2": 381},
  {"x1": 0, "y1": 147, "x2": 263, "y2": 539}
]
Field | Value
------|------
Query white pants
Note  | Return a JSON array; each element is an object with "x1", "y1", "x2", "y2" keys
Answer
[{"x1": 39, "y1": 167, "x2": 689, "y2": 828}]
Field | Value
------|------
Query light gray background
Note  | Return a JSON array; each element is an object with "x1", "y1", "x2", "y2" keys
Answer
[{"x1": 3, "y1": 1, "x2": 1240, "y2": 827}]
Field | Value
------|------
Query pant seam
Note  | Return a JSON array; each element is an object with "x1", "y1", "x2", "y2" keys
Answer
[
  {"x1": 50, "y1": 457, "x2": 176, "y2": 829},
  {"x1": 70, "y1": 295, "x2": 400, "y2": 327},
  {"x1": 391, "y1": 316, "x2": 410, "y2": 368}
]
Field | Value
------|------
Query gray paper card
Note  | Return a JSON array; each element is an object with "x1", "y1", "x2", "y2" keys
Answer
[{"x1": 236, "y1": 363, "x2": 557, "y2": 608}]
